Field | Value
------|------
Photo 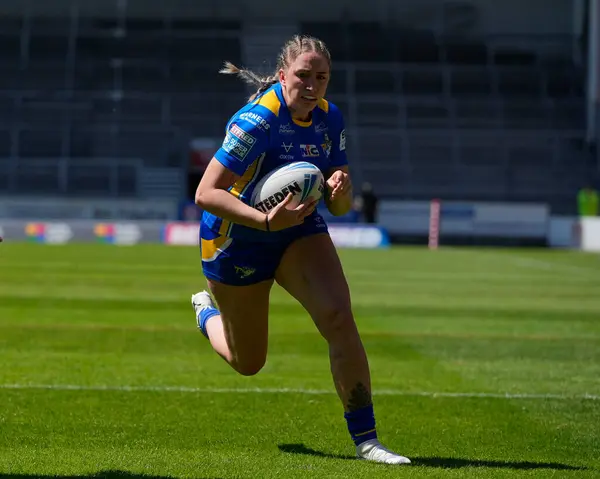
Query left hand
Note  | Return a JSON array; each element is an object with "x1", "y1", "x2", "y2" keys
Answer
[{"x1": 326, "y1": 170, "x2": 352, "y2": 201}]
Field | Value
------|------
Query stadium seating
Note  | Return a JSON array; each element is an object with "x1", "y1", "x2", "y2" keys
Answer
[{"x1": 0, "y1": 13, "x2": 595, "y2": 213}]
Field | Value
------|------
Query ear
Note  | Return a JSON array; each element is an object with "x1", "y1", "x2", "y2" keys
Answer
[{"x1": 278, "y1": 69, "x2": 286, "y2": 85}]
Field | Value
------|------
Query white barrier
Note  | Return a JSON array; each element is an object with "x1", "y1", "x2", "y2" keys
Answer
[
  {"x1": 379, "y1": 200, "x2": 549, "y2": 239},
  {"x1": 580, "y1": 218, "x2": 600, "y2": 252},
  {"x1": 162, "y1": 223, "x2": 390, "y2": 249},
  {"x1": 548, "y1": 216, "x2": 580, "y2": 248}
]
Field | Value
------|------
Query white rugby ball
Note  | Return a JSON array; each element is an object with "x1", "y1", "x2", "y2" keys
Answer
[{"x1": 250, "y1": 161, "x2": 324, "y2": 213}]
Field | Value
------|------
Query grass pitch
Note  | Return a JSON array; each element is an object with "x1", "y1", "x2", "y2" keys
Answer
[{"x1": 0, "y1": 243, "x2": 599, "y2": 478}]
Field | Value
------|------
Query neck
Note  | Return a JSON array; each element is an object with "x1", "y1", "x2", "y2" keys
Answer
[
  {"x1": 281, "y1": 87, "x2": 311, "y2": 122},
  {"x1": 290, "y1": 107, "x2": 311, "y2": 122}
]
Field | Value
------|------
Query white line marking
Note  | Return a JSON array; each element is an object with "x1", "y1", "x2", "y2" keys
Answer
[{"x1": 1, "y1": 384, "x2": 598, "y2": 400}]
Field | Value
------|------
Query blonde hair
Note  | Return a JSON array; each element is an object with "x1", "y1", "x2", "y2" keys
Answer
[{"x1": 219, "y1": 34, "x2": 332, "y2": 102}]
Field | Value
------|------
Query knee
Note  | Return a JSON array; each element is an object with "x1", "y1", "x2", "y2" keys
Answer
[
  {"x1": 231, "y1": 356, "x2": 266, "y2": 377},
  {"x1": 317, "y1": 303, "x2": 357, "y2": 342}
]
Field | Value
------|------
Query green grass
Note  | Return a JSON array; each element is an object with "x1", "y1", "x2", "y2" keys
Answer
[{"x1": 0, "y1": 243, "x2": 599, "y2": 478}]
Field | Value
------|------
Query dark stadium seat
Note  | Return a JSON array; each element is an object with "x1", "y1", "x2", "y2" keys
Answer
[
  {"x1": 443, "y1": 40, "x2": 488, "y2": 65},
  {"x1": 0, "y1": 129, "x2": 11, "y2": 157},
  {"x1": 405, "y1": 101, "x2": 451, "y2": 128},
  {"x1": 66, "y1": 161, "x2": 137, "y2": 196},
  {"x1": 347, "y1": 22, "x2": 394, "y2": 62},
  {"x1": 394, "y1": 30, "x2": 441, "y2": 63},
  {"x1": 300, "y1": 22, "x2": 348, "y2": 61},
  {"x1": 0, "y1": 32, "x2": 21, "y2": 65},
  {"x1": 354, "y1": 68, "x2": 397, "y2": 94},
  {"x1": 496, "y1": 67, "x2": 542, "y2": 97},
  {"x1": 14, "y1": 160, "x2": 61, "y2": 194},
  {"x1": 449, "y1": 67, "x2": 493, "y2": 96},
  {"x1": 356, "y1": 99, "x2": 401, "y2": 127},
  {"x1": 401, "y1": 68, "x2": 444, "y2": 95},
  {"x1": 453, "y1": 99, "x2": 502, "y2": 128},
  {"x1": 18, "y1": 129, "x2": 64, "y2": 158},
  {"x1": 492, "y1": 48, "x2": 537, "y2": 66},
  {"x1": 28, "y1": 35, "x2": 69, "y2": 63}
]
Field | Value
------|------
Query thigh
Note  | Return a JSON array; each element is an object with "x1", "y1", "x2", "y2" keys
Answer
[
  {"x1": 275, "y1": 233, "x2": 353, "y2": 340},
  {"x1": 207, "y1": 277, "x2": 273, "y2": 372}
]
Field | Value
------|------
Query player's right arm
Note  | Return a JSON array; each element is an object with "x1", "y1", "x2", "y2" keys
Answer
[
  {"x1": 195, "y1": 159, "x2": 268, "y2": 230},
  {"x1": 195, "y1": 116, "x2": 316, "y2": 232}
]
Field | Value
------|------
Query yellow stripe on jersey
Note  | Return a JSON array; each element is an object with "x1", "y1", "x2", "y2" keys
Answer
[
  {"x1": 254, "y1": 89, "x2": 281, "y2": 116},
  {"x1": 317, "y1": 98, "x2": 329, "y2": 113},
  {"x1": 218, "y1": 219, "x2": 231, "y2": 236},
  {"x1": 201, "y1": 235, "x2": 232, "y2": 262},
  {"x1": 230, "y1": 157, "x2": 260, "y2": 198},
  {"x1": 220, "y1": 153, "x2": 265, "y2": 237}
]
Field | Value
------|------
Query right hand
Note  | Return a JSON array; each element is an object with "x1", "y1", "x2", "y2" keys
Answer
[{"x1": 266, "y1": 194, "x2": 319, "y2": 231}]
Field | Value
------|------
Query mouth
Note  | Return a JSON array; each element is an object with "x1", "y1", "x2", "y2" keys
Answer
[{"x1": 301, "y1": 95, "x2": 318, "y2": 102}]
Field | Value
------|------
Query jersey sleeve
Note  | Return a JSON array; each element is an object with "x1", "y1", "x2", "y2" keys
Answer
[
  {"x1": 328, "y1": 102, "x2": 348, "y2": 168},
  {"x1": 214, "y1": 113, "x2": 270, "y2": 177}
]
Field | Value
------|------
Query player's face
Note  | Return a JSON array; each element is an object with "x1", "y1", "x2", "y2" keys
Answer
[{"x1": 280, "y1": 51, "x2": 330, "y2": 120}]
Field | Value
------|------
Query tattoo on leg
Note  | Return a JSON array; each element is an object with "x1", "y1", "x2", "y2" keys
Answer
[{"x1": 347, "y1": 382, "x2": 372, "y2": 412}]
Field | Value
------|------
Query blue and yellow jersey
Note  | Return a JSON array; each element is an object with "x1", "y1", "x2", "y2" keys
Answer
[{"x1": 201, "y1": 82, "x2": 348, "y2": 241}]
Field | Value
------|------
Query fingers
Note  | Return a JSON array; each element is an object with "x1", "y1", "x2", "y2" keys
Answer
[
  {"x1": 272, "y1": 193, "x2": 294, "y2": 214},
  {"x1": 294, "y1": 196, "x2": 318, "y2": 212},
  {"x1": 270, "y1": 193, "x2": 320, "y2": 231},
  {"x1": 330, "y1": 176, "x2": 351, "y2": 200},
  {"x1": 297, "y1": 198, "x2": 319, "y2": 220}
]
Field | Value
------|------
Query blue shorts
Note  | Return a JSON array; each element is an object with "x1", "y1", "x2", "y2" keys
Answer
[{"x1": 200, "y1": 214, "x2": 328, "y2": 286}]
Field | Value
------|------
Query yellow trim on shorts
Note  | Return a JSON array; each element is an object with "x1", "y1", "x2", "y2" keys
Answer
[{"x1": 201, "y1": 235, "x2": 231, "y2": 262}]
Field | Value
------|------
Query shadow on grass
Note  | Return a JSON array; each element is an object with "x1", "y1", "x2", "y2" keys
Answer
[
  {"x1": 278, "y1": 443, "x2": 355, "y2": 460},
  {"x1": 278, "y1": 443, "x2": 588, "y2": 470},
  {"x1": 0, "y1": 471, "x2": 228, "y2": 479}
]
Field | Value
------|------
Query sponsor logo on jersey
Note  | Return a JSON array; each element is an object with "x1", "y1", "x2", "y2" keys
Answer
[
  {"x1": 340, "y1": 129, "x2": 346, "y2": 151},
  {"x1": 279, "y1": 154, "x2": 294, "y2": 160},
  {"x1": 239, "y1": 112, "x2": 270, "y2": 131},
  {"x1": 230, "y1": 124, "x2": 256, "y2": 146},
  {"x1": 222, "y1": 123, "x2": 256, "y2": 161},
  {"x1": 254, "y1": 182, "x2": 303, "y2": 213},
  {"x1": 281, "y1": 142, "x2": 294, "y2": 153},
  {"x1": 315, "y1": 121, "x2": 328, "y2": 133},
  {"x1": 300, "y1": 144, "x2": 320, "y2": 157},
  {"x1": 222, "y1": 133, "x2": 250, "y2": 161},
  {"x1": 279, "y1": 123, "x2": 295, "y2": 135},
  {"x1": 321, "y1": 133, "x2": 332, "y2": 158}
]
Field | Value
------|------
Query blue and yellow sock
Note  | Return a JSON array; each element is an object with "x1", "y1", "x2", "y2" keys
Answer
[
  {"x1": 344, "y1": 404, "x2": 378, "y2": 446},
  {"x1": 197, "y1": 307, "x2": 219, "y2": 338}
]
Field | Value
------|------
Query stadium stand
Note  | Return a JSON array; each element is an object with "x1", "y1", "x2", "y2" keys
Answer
[{"x1": 0, "y1": 10, "x2": 596, "y2": 213}]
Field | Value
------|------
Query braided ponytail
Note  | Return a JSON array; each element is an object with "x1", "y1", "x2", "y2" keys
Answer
[
  {"x1": 218, "y1": 35, "x2": 332, "y2": 103},
  {"x1": 219, "y1": 61, "x2": 278, "y2": 102}
]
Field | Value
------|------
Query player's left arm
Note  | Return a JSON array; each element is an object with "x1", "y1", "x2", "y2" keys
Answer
[
  {"x1": 325, "y1": 165, "x2": 353, "y2": 216},
  {"x1": 325, "y1": 103, "x2": 353, "y2": 216}
]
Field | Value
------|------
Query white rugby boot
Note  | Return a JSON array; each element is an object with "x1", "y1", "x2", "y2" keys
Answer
[
  {"x1": 356, "y1": 439, "x2": 411, "y2": 465},
  {"x1": 191, "y1": 290, "x2": 217, "y2": 337}
]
